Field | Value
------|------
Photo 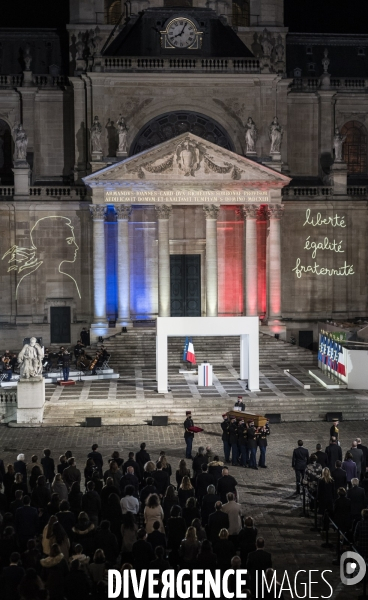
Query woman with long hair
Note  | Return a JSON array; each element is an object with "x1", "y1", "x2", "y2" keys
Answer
[
  {"x1": 88, "y1": 548, "x2": 107, "y2": 584},
  {"x1": 11, "y1": 472, "x2": 28, "y2": 501},
  {"x1": 72, "y1": 511, "x2": 96, "y2": 559},
  {"x1": 68, "y1": 481, "x2": 83, "y2": 518},
  {"x1": 179, "y1": 526, "x2": 200, "y2": 567},
  {"x1": 143, "y1": 461, "x2": 156, "y2": 485},
  {"x1": 84, "y1": 458, "x2": 97, "y2": 489},
  {"x1": 158, "y1": 453, "x2": 172, "y2": 481},
  {"x1": 42, "y1": 515, "x2": 59, "y2": 556},
  {"x1": 214, "y1": 528, "x2": 236, "y2": 571},
  {"x1": 144, "y1": 493, "x2": 164, "y2": 533},
  {"x1": 176, "y1": 459, "x2": 190, "y2": 488},
  {"x1": 196, "y1": 538, "x2": 217, "y2": 570},
  {"x1": 317, "y1": 467, "x2": 335, "y2": 516},
  {"x1": 52, "y1": 473, "x2": 68, "y2": 502},
  {"x1": 162, "y1": 485, "x2": 179, "y2": 522},
  {"x1": 178, "y1": 476, "x2": 195, "y2": 508},
  {"x1": 191, "y1": 517, "x2": 207, "y2": 542},
  {"x1": 49, "y1": 521, "x2": 70, "y2": 561},
  {"x1": 121, "y1": 511, "x2": 138, "y2": 563},
  {"x1": 183, "y1": 496, "x2": 200, "y2": 527}
]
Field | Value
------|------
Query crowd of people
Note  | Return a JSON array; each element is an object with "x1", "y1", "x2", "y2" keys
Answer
[
  {"x1": 0, "y1": 441, "x2": 279, "y2": 600},
  {"x1": 292, "y1": 423, "x2": 368, "y2": 558}
]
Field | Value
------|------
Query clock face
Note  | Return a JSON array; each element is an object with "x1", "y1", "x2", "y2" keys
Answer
[{"x1": 167, "y1": 18, "x2": 196, "y2": 49}]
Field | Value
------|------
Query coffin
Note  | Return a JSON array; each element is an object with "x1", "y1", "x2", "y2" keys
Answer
[{"x1": 226, "y1": 410, "x2": 268, "y2": 427}]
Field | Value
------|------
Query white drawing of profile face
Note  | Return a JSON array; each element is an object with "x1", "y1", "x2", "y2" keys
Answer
[{"x1": 2, "y1": 215, "x2": 81, "y2": 299}]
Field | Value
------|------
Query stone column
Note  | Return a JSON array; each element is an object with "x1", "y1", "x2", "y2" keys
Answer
[
  {"x1": 267, "y1": 204, "x2": 284, "y2": 321},
  {"x1": 203, "y1": 204, "x2": 220, "y2": 317},
  {"x1": 116, "y1": 204, "x2": 132, "y2": 327},
  {"x1": 155, "y1": 205, "x2": 172, "y2": 317},
  {"x1": 243, "y1": 204, "x2": 259, "y2": 316},
  {"x1": 89, "y1": 204, "x2": 107, "y2": 326}
]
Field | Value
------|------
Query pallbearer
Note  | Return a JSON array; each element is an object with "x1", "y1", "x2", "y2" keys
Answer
[
  {"x1": 258, "y1": 421, "x2": 270, "y2": 468},
  {"x1": 221, "y1": 414, "x2": 231, "y2": 463}
]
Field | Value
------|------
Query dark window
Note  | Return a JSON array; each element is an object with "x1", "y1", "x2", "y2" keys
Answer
[
  {"x1": 0, "y1": 119, "x2": 13, "y2": 184},
  {"x1": 131, "y1": 111, "x2": 234, "y2": 155},
  {"x1": 232, "y1": 0, "x2": 250, "y2": 27},
  {"x1": 341, "y1": 120, "x2": 367, "y2": 175}
]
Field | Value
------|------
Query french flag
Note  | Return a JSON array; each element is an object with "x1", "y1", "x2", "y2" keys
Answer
[{"x1": 183, "y1": 337, "x2": 196, "y2": 364}]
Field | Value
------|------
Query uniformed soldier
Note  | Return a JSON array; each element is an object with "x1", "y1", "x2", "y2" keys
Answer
[
  {"x1": 184, "y1": 411, "x2": 194, "y2": 459},
  {"x1": 330, "y1": 419, "x2": 339, "y2": 444},
  {"x1": 229, "y1": 418, "x2": 239, "y2": 466},
  {"x1": 221, "y1": 414, "x2": 231, "y2": 463},
  {"x1": 246, "y1": 420, "x2": 259, "y2": 470},
  {"x1": 258, "y1": 421, "x2": 270, "y2": 468},
  {"x1": 238, "y1": 419, "x2": 248, "y2": 467}
]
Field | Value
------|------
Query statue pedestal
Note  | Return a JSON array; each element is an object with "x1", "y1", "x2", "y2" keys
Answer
[
  {"x1": 245, "y1": 151, "x2": 257, "y2": 158},
  {"x1": 331, "y1": 161, "x2": 348, "y2": 195},
  {"x1": 116, "y1": 151, "x2": 128, "y2": 159},
  {"x1": 23, "y1": 70, "x2": 33, "y2": 86},
  {"x1": 91, "y1": 151, "x2": 103, "y2": 162},
  {"x1": 13, "y1": 162, "x2": 30, "y2": 199},
  {"x1": 90, "y1": 161, "x2": 107, "y2": 173},
  {"x1": 16, "y1": 376, "x2": 45, "y2": 426}
]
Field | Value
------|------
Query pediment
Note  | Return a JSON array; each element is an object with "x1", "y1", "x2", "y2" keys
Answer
[{"x1": 84, "y1": 133, "x2": 290, "y2": 205}]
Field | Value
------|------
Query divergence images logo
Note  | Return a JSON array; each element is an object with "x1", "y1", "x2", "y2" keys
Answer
[{"x1": 340, "y1": 551, "x2": 366, "y2": 586}]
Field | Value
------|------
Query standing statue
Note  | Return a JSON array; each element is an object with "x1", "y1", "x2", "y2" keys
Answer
[
  {"x1": 116, "y1": 115, "x2": 129, "y2": 153},
  {"x1": 176, "y1": 139, "x2": 200, "y2": 177},
  {"x1": 18, "y1": 337, "x2": 44, "y2": 379},
  {"x1": 245, "y1": 117, "x2": 257, "y2": 153},
  {"x1": 90, "y1": 116, "x2": 102, "y2": 153},
  {"x1": 274, "y1": 35, "x2": 284, "y2": 62},
  {"x1": 259, "y1": 29, "x2": 273, "y2": 58},
  {"x1": 76, "y1": 32, "x2": 84, "y2": 60},
  {"x1": 12, "y1": 123, "x2": 28, "y2": 161},
  {"x1": 333, "y1": 127, "x2": 346, "y2": 162},
  {"x1": 269, "y1": 116, "x2": 283, "y2": 154},
  {"x1": 24, "y1": 44, "x2": 32, "y2": 71},
  {"x1": 322, "y1": 48, "x2": 330, "y2": 74}
]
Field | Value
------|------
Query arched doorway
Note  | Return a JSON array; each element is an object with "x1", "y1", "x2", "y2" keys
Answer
[
  {"x1": 341, "y1": 121, "x2": 367, "y2": 175},
  {"x1": 0, "y1": 119, "x2": 13, "y2": 184},
  {"x1": 130, "y1": 111, "x2": 234, "y2": 155}
]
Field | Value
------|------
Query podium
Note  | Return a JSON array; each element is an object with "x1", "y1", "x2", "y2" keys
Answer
[{"x1": 198, "y1": 363, "x2": 213, "y2": 386}]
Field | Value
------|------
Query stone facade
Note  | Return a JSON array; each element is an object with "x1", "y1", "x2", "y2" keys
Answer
[{"x1": 0, "y1": 0, "x2": 367, "y2": 348}]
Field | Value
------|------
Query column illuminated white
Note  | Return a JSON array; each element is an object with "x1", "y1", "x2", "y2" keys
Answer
[
  {"x1": 243, "y1": 204, "x2": 259, "y2": 316},
  {"x1": 155, "y1": 205, "x2": 172, "y2": 317},
  {"x1": 203, "y1": 204, "x2": 219, "y2": 317},
  {"x1": 267, "y1": 203, "x2": 284, "y2": 321},
  {"x1": 89, "y1": 204, "x2": 107, "y2": 324},
  {"x1": 116, "y1": 204, "x2": 132, "y2": 327}
]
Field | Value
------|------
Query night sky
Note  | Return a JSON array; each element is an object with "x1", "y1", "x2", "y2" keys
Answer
[{"x1": 4, "y1": 0, "x2": 368, "y2": 33}]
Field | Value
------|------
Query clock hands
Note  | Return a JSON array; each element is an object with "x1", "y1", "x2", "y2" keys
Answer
[{"x1": 172, "y1": 22, "x2": 188, "y2": 38}]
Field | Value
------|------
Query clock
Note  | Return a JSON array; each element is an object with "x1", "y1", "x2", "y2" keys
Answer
[{"x1": 161, "y1": 17, "x2": 202, "y2": 50}]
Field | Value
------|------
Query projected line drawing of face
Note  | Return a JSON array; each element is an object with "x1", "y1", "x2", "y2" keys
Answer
[{"x1": 2, "y1": 215, "x2": 81, "y2": 299}]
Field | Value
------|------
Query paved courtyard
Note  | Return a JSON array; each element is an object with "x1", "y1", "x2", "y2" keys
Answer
[{"x1": 0, "y1": 420, "x2": 365, "y2": 598}]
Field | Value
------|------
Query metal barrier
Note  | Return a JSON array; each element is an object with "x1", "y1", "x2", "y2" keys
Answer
[{"x1": 302, "y1": 485, "x2": 368, "y2": 596}]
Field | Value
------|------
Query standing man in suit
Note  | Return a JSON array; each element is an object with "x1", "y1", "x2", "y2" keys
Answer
[
  {"x1": 221, "y1": 414, "x2": 231, "y2": 464},
  {"x1": 234, "y1": 396, "x2": 245, "y2": 411},
  {"x1": 315, "y1": 444, "x2": 328, "y2": 468},
  {"x1": 246, "y1": 420, "x2": 259, "y2": 470},
  {"x1": 356, "y1": 437, "x2": 368, "y2": 480},
  {"x1": 184, "y1": 411, "x2": 194, "y2": 459},
  {"x1": 207, "y1": 501, "x2": 229, "y2": 544},
  {"x1": 246, "y1": 537, "x2": 272, "y2": 593},
  {"x1": 331, "y1": 460, "x2": 347, "y2": 491},
  {"x1": 292, "y1": 440, "x2": 309, "y2": 495},
  {"x1": 350, "y1": 441, "x2": 364, "y2": 480},
  {"x1": 325, "y1": 437, "x2": 342, "y2": 472},
  {"x1": 347, "y1": 478, "x2": 366, "y2": 528}
]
